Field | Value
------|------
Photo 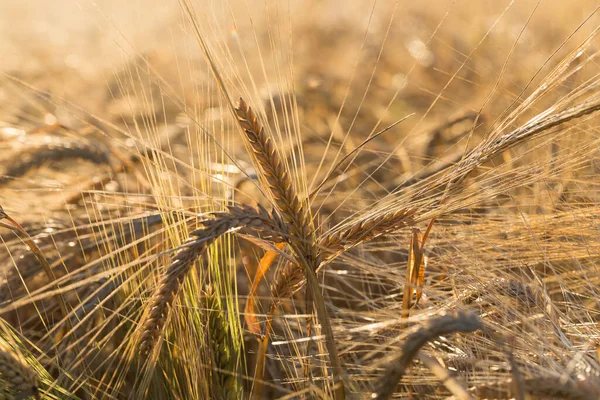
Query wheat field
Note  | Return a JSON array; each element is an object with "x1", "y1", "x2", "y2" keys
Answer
[{"x1": 1, "y1": 0, "x2": 600, "y2": 399}]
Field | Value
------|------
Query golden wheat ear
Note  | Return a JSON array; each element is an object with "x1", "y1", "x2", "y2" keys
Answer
[
  {"x1": 235, "y1": 97, "x2": 346, "y2": 399},
  {"x1": 138, "y1": 205, "x2": 288, "y2": 355}
]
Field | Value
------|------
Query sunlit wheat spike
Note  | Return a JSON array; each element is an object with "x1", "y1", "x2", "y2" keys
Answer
[
  {"x1": 138, "y1": 205, "x2": 289, "y2": 355},
  {"x1": 319, "y1": 208, "x2": 418, "y2": 254},
  {"x1": 235, "y1": 98, "x2": 345, "y2": 398},
  {"x1": 446, "y1": 95, "x2": 600, "y2": 191},
  {"x1": 234, "y1": 98, "x2": 313, "y2": 245}
]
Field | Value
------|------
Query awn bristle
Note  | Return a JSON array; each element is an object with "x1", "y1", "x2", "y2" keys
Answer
[
  {"x1": 371, "y1": 310, "x2": 484, "y2": 400},
  {"x1": 138, "y1": 204, "x2": 288, "y2": 355}
]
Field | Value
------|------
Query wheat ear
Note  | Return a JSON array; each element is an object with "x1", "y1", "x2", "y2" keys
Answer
[
  {"x1": 0, "y1": 136, "x2": 114, "y2": 186},
  {"x1": 0, "y1": 344, "x2": 38, "y2": 398},
  {"x1": 139, "y1": 204, "x2": 287, "y2": 355},
  {"x1": 319, "y1": 208, "x2": 417, "y2": 254},
  {"x1": 234, "y1": 98, "x2": 315, "y2": 254},
  {"x1": 235, "y1": 98, "x2": 345, "y2": 399},
  {"x1": 320, "y1": 93, "x2": 600, "y2": 272},
  {"x1": 204, "y1": 284, "x2": 242, "y2": 400},
  {"x1": 371, "y1": 310, "x2": 483, "y2": 400}
]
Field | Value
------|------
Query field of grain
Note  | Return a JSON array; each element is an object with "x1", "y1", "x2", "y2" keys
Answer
[{"x1": 1, "y1": 1, "x2": 600, "y2": 399}]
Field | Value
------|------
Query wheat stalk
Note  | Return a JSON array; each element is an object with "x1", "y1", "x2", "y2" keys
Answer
[
  {"x1": 371, "y1": 310, "x2": 483, "y2": 400},
  {"x1": 139, "y1": 204, "x2": 288, "y2": 355}
]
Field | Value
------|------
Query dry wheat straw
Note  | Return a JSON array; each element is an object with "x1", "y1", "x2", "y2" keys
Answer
[
  {"x1": 0, "y1": 344, "x2": 37, "y2": 398},
  {"x1": 507, "y1": 349, "x2": 525, "y2": 400},
  {"x1": 371, "y1": 311, "x2": 483, "y2": 400},
  {"x1": 139, "y1": 204, "x2": 287, "y2": 354},
  {"x1": 472, "y1": 375, "x2": 600, "y2": 400},
  {"x1": 235, "y1": 98, "x2": 345, "y2": 398},
  {"x1": 204, "y1": 285, "x2": 242, "y2": 400}
]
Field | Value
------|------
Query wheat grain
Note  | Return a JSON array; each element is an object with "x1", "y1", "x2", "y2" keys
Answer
[{"x1": 271, "y1": 261, "x2": 305, "y2": 302}]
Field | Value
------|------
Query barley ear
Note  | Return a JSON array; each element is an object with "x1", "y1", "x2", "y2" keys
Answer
[
  {"x1": 235, "y1": 98, "x2": 346, "y2": 399},
  {"x1": 139, "y1": 205, "x2": 290, "y2": 356},
  {"x1": 371, "y1": 311, "x2": 483, "y2": 400},
  {"x1": 204, "y1": 284, "x2": 242, "y2": 400},
  {"x1": 0, "y1": 344, "x2": 38, "y2": 399}
]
